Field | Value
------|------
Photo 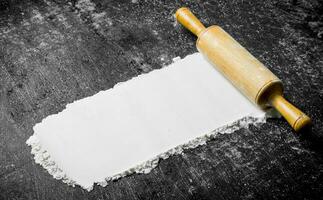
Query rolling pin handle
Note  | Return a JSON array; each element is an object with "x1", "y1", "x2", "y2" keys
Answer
[
  {"x1": 175, "y1": 7, "x2": 206, "y2": 37},
  {"x1": 176, "y1": 7, "x2": 312, "y2": 132},
  {"x1": 269, "y1": 94, "x2": 311, "y2": 132}
]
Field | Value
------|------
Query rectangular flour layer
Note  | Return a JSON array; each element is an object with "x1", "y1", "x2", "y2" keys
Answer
[{"x1": 27, "y1": 53, "x2": 265, "y2": 190}]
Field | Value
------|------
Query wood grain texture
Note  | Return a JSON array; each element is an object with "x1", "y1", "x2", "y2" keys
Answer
[
  {"x1": 176, "y1": 8, "x2": 311, "y2": 131},
  {"x1": 0, "y1": 0, "x2": 322, "y2": 199}
]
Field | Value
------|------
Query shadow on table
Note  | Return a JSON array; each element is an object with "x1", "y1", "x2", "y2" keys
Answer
[{"x1": 299, "y1": 126, "x2": 323, "y2": 158}]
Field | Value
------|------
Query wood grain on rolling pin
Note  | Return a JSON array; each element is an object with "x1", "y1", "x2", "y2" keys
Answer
[{"x1": 176, "y1": 7, "x2": 311, "y2": 131}]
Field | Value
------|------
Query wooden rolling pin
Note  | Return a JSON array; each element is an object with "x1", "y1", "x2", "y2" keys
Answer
[{"x1": 175, "y1": 7, "x2": 311, "y2": 131}]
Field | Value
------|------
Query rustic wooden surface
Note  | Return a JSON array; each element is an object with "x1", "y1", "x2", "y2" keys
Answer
[{"x1": 0, "y1": 0, "x2": 322, "y2": 199}]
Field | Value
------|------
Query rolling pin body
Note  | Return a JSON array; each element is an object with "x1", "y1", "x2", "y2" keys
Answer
[
  {"x1": 197, "y1": 25, "x2": 282, "y2": 106},
  {"x1": 176, "y1": 7, "x2": 311, "y2": 131}
]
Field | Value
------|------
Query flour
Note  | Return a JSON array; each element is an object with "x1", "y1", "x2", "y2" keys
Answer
[{"x1": 27, "y1": 53, "x2": 269, "y2": 191}]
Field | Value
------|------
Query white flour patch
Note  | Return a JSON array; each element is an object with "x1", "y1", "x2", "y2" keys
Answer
[{"x1": 27, "y1": 53, "x2": 269, "y2": 191}]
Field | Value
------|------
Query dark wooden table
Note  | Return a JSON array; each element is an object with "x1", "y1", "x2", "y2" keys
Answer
[{"x1": 0, "y1": 0, "x2": 322, "y2": 199}]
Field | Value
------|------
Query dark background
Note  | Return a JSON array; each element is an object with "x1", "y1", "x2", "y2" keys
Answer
[{"x1": 0, "y1": 0, "x2": 322, "y2": 199}]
